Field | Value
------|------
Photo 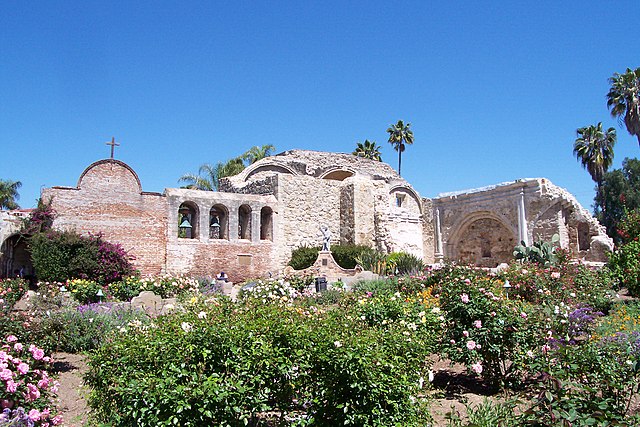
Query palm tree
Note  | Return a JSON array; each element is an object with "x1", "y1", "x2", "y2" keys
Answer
[
  {"x1": 241, "y1": 145, "x2": 275, "y2": 165},
  {"x1": 607, "y1": 67, "x2": 640, "y2": 147},
  {"x1": 573, "y1": 122, "x2": 617, "y2": 194},
  {"x1": 179, "y1": 163, "x2": 219, "y2": 191},
  {"x1": 352, "y1": 140, "x2": 382, "y2": 161},
  {"x1": 0, "y1": 179, "x2": 22, "y2": 210},
  {"x1": 179, "y1": 158, "x2": 246, "y2": 191},
  {"x1": 386, "y1": 120, "x2": 414, "y2": 176}
]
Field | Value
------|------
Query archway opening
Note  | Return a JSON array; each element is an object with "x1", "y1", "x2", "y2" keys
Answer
[
  {"x1": 210, "y1": 205, "x2": 229, "y2": 240},
  {"x1": 260, "y1": 206, "x2": 273, "y2": 241},
  {"x1": 178, "y1": 202, "x2": 198, "y2": 239},
  {"x1": 238, "y1": 204, "x2": 252, "y2": 240},
  {"x1": 455, "y1": 218, "x2": 515, "y2": 267}
]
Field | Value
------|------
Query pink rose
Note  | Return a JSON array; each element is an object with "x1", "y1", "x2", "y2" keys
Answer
[
  {"x1": 0, "y1": 368, "x2": 12, "y2": 381},
  {"x1": 17, "y1": 362, "x2": 29, "y2": 375},
  {"x1": 6, "y1": 379, "x2": 17, "y2": 393},
  {"x1": 31, "y1": 348, "x2": 45, "y2": 361},
  {"x1": 28, "y1": 408, "x2": 41, "y2": 421},
  {"x1": 6, "y1": 336, "x2": 17, "y2": 343},
  {"x1": 466, "y1": 341, "x2": 477, "y2": 350},
  {"x1": 464, "y1": 279, "x2": 471, "y2": 285},
  {"x1": 520, "y1": 312, "x2": 528, "y2": 319},
  {"x1": 473, "y1": 320, "x2": 482, "y2": 329},
  {"x1": 26, "y1": 383, "x2": 41, "y2": 401},
  {"x1": 13, "y1": 343, "x2": 23, "y2": 352},
  {"x1": 52, "y1": 415, "x2": 64, "y2": 425},
  {"x1": 471, "y1": 361, "x2": 483, "y2": 374},
  {"x1": 461, "y1": 294, "x2": 469, "y2": 303},
  {"x1": 463, "y1": 330, "x2": 469, "y2": 337}
]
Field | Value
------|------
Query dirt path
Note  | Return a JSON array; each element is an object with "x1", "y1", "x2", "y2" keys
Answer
[{"x1": 52, "y1": 353, "x2": 90, "y2": 427}]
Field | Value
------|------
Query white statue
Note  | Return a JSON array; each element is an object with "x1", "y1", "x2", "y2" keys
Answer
[{"x1": 320, "y1": 225, "x2": 331, "y2": 251}]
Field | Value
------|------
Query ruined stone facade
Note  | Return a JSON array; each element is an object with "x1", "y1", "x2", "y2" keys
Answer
[{"x1": 0, "y1": 150, "x2": 613, "y2": 282}]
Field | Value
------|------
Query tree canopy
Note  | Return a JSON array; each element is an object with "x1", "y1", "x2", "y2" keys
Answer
[
  {"x1": 352, "y1": 140, "x2": 382, "y2": 161},
  {"x1": 607, "y1": 67, "x2": 640, "y2": 147},
  {"x1": 573, "y1": 122, "x2": 616, "y2": 193},
  {"x1": 594, "y1": 157, "x2": 640, "y2": 240},
  {"x1": 0, "y1": 179, "x2": 22, "y2": 210},
  {"x1": 386, "y1": 120, "x2": 414, "y2": 176}
]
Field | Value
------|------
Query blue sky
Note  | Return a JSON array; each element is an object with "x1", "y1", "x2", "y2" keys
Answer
[{"x1": 2, "y1": 1, "x2": 638, "y2": 210}]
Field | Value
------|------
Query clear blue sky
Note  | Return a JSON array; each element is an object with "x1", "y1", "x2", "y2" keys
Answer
[{"x1": 2, "y1": 1, "x2": 638, "y2": 211}]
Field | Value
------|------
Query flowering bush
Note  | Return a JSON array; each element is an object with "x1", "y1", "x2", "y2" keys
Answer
[
  {"x1": 29, "y1": 230, "x2": 134, "y2": 285},
  {"x1": 0, "y1": 336, "x2": 62, "y2": 426},
  {"x1": 238, "y1": 278, "x2": 302, "y2": 304},
  {"x1": 438, "y1": 269, "x2": 541, "y2": 387},
  {"x1": 132, "y1": 275, "x2": 199, "y2": 299},
  {"x1": 0, "y1": 279, "x2": 28, "y2": 311}
]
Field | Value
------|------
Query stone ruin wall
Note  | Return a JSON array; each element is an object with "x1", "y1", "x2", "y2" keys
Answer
[
  {"x1": 42, "y1": 160, "x2": 168, "y2": 275},
  {"x1": 434, "y1": 178, "x2": 613, "y2": 266},
  {"x1": 275, "y1": 174, "x2": 343, "y2": 265}
]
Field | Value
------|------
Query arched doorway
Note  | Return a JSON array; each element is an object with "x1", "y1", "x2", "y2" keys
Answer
[{"x1": 0, "y1": 234, "x2": 34, "y2": 283}]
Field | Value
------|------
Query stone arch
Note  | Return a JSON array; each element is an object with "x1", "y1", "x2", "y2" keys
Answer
[
  {"x1": 77, "y1": 159, "x2": 143, "y2": 194},
  {"x1": 260, "y1": 206, "x2": 273, "y2": 241},
  {"x1": 448, "y1": 212, "x2": 516, "y2": 267},
  {"x1": 0, "y1": 234, "x2": 34, "y2": 282},
  {"x1": 243, "y1": 163, "x2": 297, "y2": 182},
  {"x1": 209, "y1": 204, "x2": 229, "y2": 240},
  {"x1": 319, "y1": 167, "x2": 355, "y2": 181},
  {"x1": 389, "y1": 185, "x2": 423, "y2": 215},
  {"x1": 178, "y1": 201, "x2": 199, "y2": 239},
  {"x1": 238, "y1": 204, "x2": 252, "y2": 240}
]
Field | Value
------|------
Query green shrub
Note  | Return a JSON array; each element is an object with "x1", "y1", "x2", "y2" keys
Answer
[
  {"x1": 522, "y1": 333, "x2": 640, "y2": 425},
  {"x1": 288, "y1": 245, "x2": 320, "y2": 270},
  {"x1": 86, "y1": 300, "x2": 435, "y2": 426},
  {"x1": 607, "y1": 240, "x2": 640, "y2": 297},
  {"x1": 29, "y1": 230, "x2": 133, "y2": 284},
  {"x1": 354, "y1": 247, "x2": 388, "y2": 274},
  {"x1": 330, "y1": 244, "x2": 373, "y2": 269},
  {"x1": 34, "y1": 303, "x2": 149, "y2": 353}
]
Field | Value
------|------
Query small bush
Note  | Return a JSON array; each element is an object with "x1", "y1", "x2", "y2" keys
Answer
[
  {"x1": 608, "y1": 240, "x2": 640, "y2": 297},
  {"x1": 288, "y1": 245, "x2": 320, "y2": 270},
  {"x1": 331, "y1": 244, "x2": 372, "y2": 269},
  {"x1": 0, "y1": 278, "x2": 28, "y2": 310},
  {"x1": 34, "y1": 304, "x2": 149, "y2": 353}
]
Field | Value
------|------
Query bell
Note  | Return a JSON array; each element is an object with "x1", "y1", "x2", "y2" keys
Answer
[{"x1": 179, "y1": 218, "x2": 192, "y2": 229}]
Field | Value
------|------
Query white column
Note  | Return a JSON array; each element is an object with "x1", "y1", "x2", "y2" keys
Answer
[
  {"x1": 517, "y1": 189, "x2": 529, "y2": 246},
  {"x1": 434, "y1": 207, "x2": 444, "y2": 263}
]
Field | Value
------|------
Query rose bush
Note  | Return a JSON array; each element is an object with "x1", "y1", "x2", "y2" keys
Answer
[{"x1": 0, "y1": 335, "x2": 62, "y2": 426}]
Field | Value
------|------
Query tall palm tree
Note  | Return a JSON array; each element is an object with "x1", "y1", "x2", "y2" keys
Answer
[
  {"x1": 0, "y1": 179, "x2": 22, "y2": 210},
  {"x1": 241, "y1": 144, "x2": 275, "y2": 165},
  {"x1": 573, "y1": 122, "x2": 617, "y2": 194},
  {"x1": 352, "y1": 140, "x2": 382, "y2": 161},
  {"x1": 386, "y1": 120, "x2": 414, "y2": 176},
  {"x1": 607, "y1": 67, "x2": 640, "y2": 147}
]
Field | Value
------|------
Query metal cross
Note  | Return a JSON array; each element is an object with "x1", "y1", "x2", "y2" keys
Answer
[{"x1": 106, "y1": 137, "x2": 120, "y2": 159}]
